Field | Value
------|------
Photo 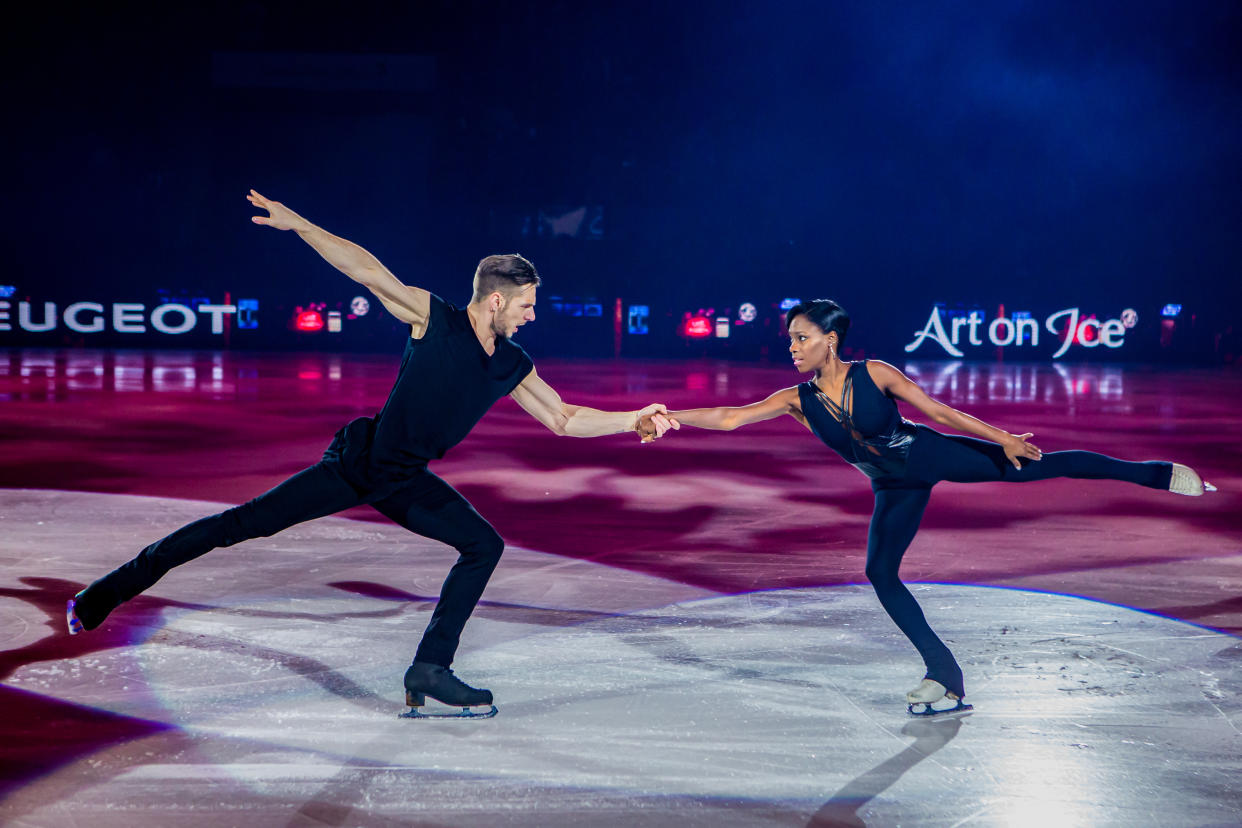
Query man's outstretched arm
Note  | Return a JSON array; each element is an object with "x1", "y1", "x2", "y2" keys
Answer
[
  {"x1": 248, "y1": 190, "x2": 430, "y2": 330},
  {"x1": 511, "y1": 369, "x2": 672, "y2": 440}
]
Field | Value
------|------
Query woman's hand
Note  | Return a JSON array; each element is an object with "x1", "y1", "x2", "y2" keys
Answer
[
  {"x1": 1003, "y1": 433, "x2": 1043, "y2": 469},
  {"x1": 635, "y1": 408, "x2": 677, "y2": 443}
]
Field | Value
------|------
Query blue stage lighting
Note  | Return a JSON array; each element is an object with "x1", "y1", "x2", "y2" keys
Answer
[
  {"x1": 237, "y1": 299, "x2": 259, "y2": 329},
  {"x1": 627, "y1": 305, "x2": 649, "y2": 334}
]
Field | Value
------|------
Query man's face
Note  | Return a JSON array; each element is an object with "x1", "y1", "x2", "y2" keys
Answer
[{"x1": 495, "y1": 285, "x2": 537, "y2": 338}]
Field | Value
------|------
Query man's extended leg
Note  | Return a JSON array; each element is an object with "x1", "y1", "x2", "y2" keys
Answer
[{"x1": 73, "y1": 461, "x2": 364, "y2": 631}]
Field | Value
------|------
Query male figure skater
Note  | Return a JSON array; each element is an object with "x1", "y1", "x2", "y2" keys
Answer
[{"x1": 68, "y1": 190, "x2": 673, "y2": 718}]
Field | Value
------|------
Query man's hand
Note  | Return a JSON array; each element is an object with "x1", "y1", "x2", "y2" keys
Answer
[
  {"x1": 248, "y1": 190, "x2": 312, "y2": 232},
  {"x1": 635, "y1": 404, "x2": 678, "y2": 443}
]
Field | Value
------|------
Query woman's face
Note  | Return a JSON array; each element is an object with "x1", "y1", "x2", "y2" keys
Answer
[{"x1": 788, "y1": 315, "x2": 837, "y2": 373}]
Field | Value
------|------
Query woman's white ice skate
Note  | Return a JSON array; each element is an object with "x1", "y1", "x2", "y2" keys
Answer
[
  {"x1": 1169, "y1": 463, "x2": 1216, "y2": 496},
  {"x1": 906, "y1": 678, "x2": 972, "y2": 717}
]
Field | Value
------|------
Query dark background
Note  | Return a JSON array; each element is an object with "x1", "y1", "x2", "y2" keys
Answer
[{"x1": 3, "y1": 0, "x2": 1240, "y2": 359}]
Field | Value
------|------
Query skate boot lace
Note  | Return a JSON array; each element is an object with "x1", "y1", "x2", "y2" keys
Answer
[{"x1": 440, "y1": 667, "x2": 478, "y2": 691}]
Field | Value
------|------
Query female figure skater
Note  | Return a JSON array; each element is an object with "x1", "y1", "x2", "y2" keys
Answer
[{"x1": 659, "y1": 299, "x2": 1214, "y2": 715}]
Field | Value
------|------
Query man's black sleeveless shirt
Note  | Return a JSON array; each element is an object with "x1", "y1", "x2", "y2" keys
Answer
[
  {"x1": 797, "y1": 361, "x2": 919, "y2": 488},
  {"x1": 325, "y1": 293, "x2": 533, "y2": 490}
]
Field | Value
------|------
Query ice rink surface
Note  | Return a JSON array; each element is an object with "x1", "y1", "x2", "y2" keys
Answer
[
  {"x1": 2, "y1": 490, "x2": 1240, "y2": 827},
  {"x1": 2, "y1": 353, "x2": 1240, "y2": 825}
]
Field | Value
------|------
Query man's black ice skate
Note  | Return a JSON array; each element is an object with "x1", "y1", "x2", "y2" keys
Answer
[{"x1": 399, "y1": 661, "x2": 498, "y2": 720}]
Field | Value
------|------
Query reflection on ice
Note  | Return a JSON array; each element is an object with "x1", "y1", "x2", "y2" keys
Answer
[
  {"x1": 0, "y1": 349, "x2": 1136, "y2": 406},
  {"x1": 0, "y1": 350, "x2": 354, "y2": 399},
  {"x1": 903, "y1": 360, "x2": 1126, "y2": 405}
]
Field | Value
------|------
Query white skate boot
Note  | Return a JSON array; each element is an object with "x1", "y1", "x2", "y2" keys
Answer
[
  {"x1": 906, "y1": 679, "x2": 972, "y2": 717},
  {"x1": 1169, "y1": 463, "x2": 1216, "y2": 496}
]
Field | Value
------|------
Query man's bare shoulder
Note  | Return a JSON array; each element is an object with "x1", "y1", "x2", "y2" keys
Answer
[{"x1": 406, "y1": 287, "x2": 434, "y2": 339}]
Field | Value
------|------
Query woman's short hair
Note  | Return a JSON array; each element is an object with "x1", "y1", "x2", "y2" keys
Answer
[{"x1": 785, "y1": 299, "x2": 850, "y2": 346}]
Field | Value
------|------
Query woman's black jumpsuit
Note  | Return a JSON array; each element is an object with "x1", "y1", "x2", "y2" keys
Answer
[{"x1": 798, "y1": 361, "x2": 1172, "y2": 698}]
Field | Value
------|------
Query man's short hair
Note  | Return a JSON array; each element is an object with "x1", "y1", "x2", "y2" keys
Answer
[{"x1": 472, "y1": 254, "x2": 541, "y2": 302}]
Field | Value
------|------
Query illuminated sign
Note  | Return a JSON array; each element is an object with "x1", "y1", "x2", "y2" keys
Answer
[
  {"x1": 0, "y1": 300, "x2": 236, "y2": 335},
  {"x1": 549, "y1": 300, "x2": 583, "y2": 316},
  {"x1": 1074, "y1": 315, "x2": 1099, "y2": 345},
  {"x1": 684, "y1": 316, "x2": 712, "y2": 338},
  {"x1": 295, "y1": 310, "x2": 324, "y2": 332},
  {"x1": 1011, "y1": 311, "x2": 1035, "y2": 344},
  {"x1": 351, "y1": 296, "x2": 370, "y2": 316},
  {"x1": 1121, "y1": 308, "x2": 1138, "y2": 328},
  {"x1": 715, "y1": 317, "x2": 730, "y2": 338},
  {"x1": 627, "y1": 305, "x2": 649, "y2": 335},
  {"x1": 1161, "y1": 304, "x2": 1182, "y2": 318},
  {"x1": 237, "y1": 298, "x2": 259, "y2": 329},
  {"x1": 779, "y1": 298, "x2": 801, "y2": 311},
  {"x1": 327, "y1": 310, "x2": 342, "y2": 333},
  {"x1": 0, "y1": 286, "x2": 15, "y2": 299},
  {"x1": 738, "y1": 302, "x2": 757, "y2": 322},
  {"x1": 905, "y1": 306, "x2": 1129, "y2": 358}
]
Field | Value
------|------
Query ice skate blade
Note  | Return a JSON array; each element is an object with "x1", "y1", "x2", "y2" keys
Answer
[
  {"x1": 66, "y1": 599, "x2": 83, "y2": 635},
  {"x1": 399, "y1": 704, "x2": 498, "y2": 720},
  {"x1": 908, "y1": 699, "x2": 973, "y2": 718}
]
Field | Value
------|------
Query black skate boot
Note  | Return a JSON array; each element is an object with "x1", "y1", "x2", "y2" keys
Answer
[
  {"x1": 399, "y1": 662, "x2": 498, "y2": 720},
  {"x1": 66, "y1": 582, "x2": 118, "y2": 634}
]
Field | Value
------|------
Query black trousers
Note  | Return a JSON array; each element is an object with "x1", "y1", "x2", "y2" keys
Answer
[
  {"x1": 865, "y1": 427, "x2": 1173, "y2": 698},
  {"x1": 74, "y1": 460, "x2": 503, "y2": 668}
]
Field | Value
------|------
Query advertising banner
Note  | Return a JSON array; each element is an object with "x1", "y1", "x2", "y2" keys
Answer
[{"x1": 904, "y1": 306, "x2": 1138, "y2": 359}]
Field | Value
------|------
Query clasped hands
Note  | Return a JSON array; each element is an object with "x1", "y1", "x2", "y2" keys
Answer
[
  {"x1": 1002, "y1": 432, "x2": 1043, "y2": 469},
  {"x1": 634, "y1": 405, "x2": 681, "y2": 443}
]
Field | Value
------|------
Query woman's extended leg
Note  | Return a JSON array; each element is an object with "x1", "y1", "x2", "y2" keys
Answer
[
  {"x1": 909, "y1": 428, "x2": 1173, "y2": 489},
  {"x1": 865, "y1": 486, "x2": 965, "y2": 698}
]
